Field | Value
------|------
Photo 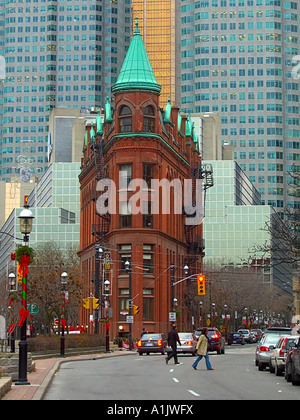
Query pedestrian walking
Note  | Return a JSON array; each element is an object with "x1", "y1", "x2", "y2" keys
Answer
[
  {"x1": 192, "y1": 327, "x2": 214, "y2": 370},
  {"x1": 165, "y1": 324, "x2": 181, "y2": 364},
  {"x1": 141, "y1": 328, "x2": 148, "y2": 337}
]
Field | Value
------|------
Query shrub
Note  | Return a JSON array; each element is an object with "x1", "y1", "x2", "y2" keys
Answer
[{"x1": 27, "y1": 334, "x2": 106, "y2": 352}]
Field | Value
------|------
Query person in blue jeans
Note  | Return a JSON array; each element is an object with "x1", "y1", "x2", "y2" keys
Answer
[{"x1": 192, "y1": 327, "x2": 214, "y2": 370}]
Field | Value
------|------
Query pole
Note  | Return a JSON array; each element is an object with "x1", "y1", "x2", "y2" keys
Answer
[
  {"x1": 16, "y1": 248, "x2": 30, "y2": 385},
  {"x1": 170, "y1": 262, "x2": 175, "y2": 313},
  {"x1": 60, "y1": 289, "x2": 66, "y2": 357},
  {"x1": 94, "y1": 243, "x2": 100, "y2": 334},
  {"x1": 129, "y1": 263, "x2": 132, "y2": 351}
]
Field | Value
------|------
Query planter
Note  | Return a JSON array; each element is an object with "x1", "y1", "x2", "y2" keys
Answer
[{"x1": 0, "y1": 353, "x2": 35, "y2": 381}]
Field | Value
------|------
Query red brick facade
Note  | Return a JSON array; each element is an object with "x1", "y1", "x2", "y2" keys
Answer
[
  {"x1": 79, "y1": 87, "x2": 204, "y2": 341},
  {"x1": 79, "y1": 26, "x2": 204, "y2": 339}
]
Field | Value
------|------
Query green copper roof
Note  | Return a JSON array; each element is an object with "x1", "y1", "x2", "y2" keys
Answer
[{"x1": 112, "y1": 18, "x2": 161, "y2": 94}]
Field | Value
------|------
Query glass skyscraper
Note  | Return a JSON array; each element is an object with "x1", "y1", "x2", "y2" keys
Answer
[
  {"x1": 180, "y1": 0, "x2": 300, "y2": 214},
  {"x1": 0, "y1": 0, "x2": 131, "y2": 182}
]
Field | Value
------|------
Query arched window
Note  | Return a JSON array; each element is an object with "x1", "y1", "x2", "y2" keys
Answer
[
  {"x1": 119, "y1": 106, "x2": 132, "y2": 132},
  {"x1": 143, "y1": 106, "x2": 155, "y2": 132}
]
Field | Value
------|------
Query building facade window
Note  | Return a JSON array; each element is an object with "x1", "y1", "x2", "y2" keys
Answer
[
  {"x1": 143, "y1": 288, "x2": 154, "y2": 321},
  {"x1": 143, "y1": 244, "x2": 154, "y2": 273},
  {"x1": 119, "y1": 105, "x2": 132, "y2": 132},
  {"x1": 143, "y1": 105, "x2": 155, "y2": 132},
  {"x1": 118, "y1": 244, "x2": 131, "y2": 274}
]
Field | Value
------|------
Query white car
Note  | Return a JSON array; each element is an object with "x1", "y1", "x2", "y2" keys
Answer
[
  {"x1": 167, "y1": 332, "x2": 197, "y2": 356},
  {"x1": 269, "y1": 336, "x2": 298, "y2": 376},
  {"x1": 238, "y1": 329, "x2": 253, "y2": 343}
]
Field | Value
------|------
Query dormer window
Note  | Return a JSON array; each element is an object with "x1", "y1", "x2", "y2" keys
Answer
[
  {"x1": 143, "y1": 106, "x2": 155, "y2": 132},
  {"x1": 119, "y1": 105, "x2": 132, "y2": 132}
]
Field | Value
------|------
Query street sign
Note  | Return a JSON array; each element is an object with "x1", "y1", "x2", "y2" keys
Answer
[
  {"x1": 169, "y1": 312, "x2": 176, "y2": 322},
  {"x1": 126, "y1": 315, "x2": 134, "y2": 323},
  {"x1": 28, "y1": 303, "x2": 39, "y2": 315}
]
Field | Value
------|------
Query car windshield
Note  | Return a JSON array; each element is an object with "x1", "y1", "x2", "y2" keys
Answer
[
  {"x1": 142, "y1": 334, "x2": 161, "y2": 340},
  {"x1": 263, "y1": 334, "x2": 286, "y2": 345},
  {"x1": 286, "y1": 338, "x2": 297, "y2": 350},
  {"x1": 232, "y1": 333, "x2": 240, "y2": 337},
  {"x1": 179, "y1": 333, "x2": 192, "y2": 339}
]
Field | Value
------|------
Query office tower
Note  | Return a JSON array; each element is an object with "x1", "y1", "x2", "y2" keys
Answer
[
  {"x1": 0, "y1": 0, "x2": 131, "y2": 182},
  {"x1": 131, "y1": 0, "x2": 181, "y2": 107},
  {"x1": 180, "y1": 0, "x2": 300, "y2": 214}
]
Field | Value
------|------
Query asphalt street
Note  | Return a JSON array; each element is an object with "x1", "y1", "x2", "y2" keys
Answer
[{"x1": 43, "y1": 344, "x2": 300, "y2": 400}]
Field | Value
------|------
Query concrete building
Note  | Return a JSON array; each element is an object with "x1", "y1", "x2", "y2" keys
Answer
[
  {"x1": 203, "y1": 160, "x2": 293, "y2": 296},
  {"x1": 0, "y1": 162, "x2": 80, "y2": 276},
  {"x1": 180, "y1": 0, "x2": 300, "y2": 212},
  {"x1": 0, "y1": 0, "x2": 132, "y2": 181}
]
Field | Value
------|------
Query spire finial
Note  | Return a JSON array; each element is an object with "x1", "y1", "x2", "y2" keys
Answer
[{"x1": 134, "y1": 17, "x2": 140, "y2": 34}]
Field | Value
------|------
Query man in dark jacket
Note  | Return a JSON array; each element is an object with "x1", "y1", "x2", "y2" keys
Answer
[{"x1": 166, "y1": 324, "x2": 181, "y2": 364}]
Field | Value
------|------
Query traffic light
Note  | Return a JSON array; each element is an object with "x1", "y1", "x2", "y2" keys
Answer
[
  {"x1": 133, "y1": 305, "x2": 139, "y2": 315},
  {"x1": 83, "y1": 298, "x2": 90, "y2": 309},
  {"x1": 197, "y1": 274, "x2": 205, "y2": 295},
  {"x1": 92, "y1": 298, "x2": 99, "y2": 309}
]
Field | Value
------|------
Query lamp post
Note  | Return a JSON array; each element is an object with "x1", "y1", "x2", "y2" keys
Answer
[
  {"x1": 125, "y1": 260, "x2": 132, "y2": 351},
  {"x1": 94, "y1": 244, "x2": 103, "y2": 334},
  {"x1": 8, "y1": 272, "x2": 16, "y2": 353},
  {"x1": 199, "y1": 301, "x2": 203, "y2": 328},
  {"x1": 16, "y1": 205, "x2": 34, "y2": 386},
  {"x1": 104, "y1": 279, "x2": 111, "y2": 353},
  {"x1": 170, "y1": 262, "x2": 175, "y2": 313},
  {"x1": 60, "y1": 271, "x2": 68, "y2": 358}
]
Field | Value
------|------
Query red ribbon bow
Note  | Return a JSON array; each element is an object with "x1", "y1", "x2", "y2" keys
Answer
[
  {"x1": 18, "y1": 308, "x2": 29, "y2": 327},
  {"x1": 18, "y1": 254, "x2": 31, "y2": 277}
]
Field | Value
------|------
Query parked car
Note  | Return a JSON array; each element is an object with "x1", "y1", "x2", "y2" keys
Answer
[
  {"x1": 269, "y1": 336, "x2": 298, "y2": 376},
  {"x1": 251, "y1": 329, "x2": 263, "y2": 341},
  {"x1": 136, "y1": 333, "x2": 168, "y2": 355},
  {"x1": 256, "y1": 331, "x2": 293, "y2": 371},
  {"x1": 265, "y1": 327, "x2": 292, "y2": 334},
  {"x1": 167, "y1": 332, "x2": 197, "y2": 356},
  {"x1": 250, "y1": 332, "x2": 257, "y2": 343},
  {"x1": 194, "y1": 327, "x2": 225, "y2": 354},
  {"x1": 285, "y1": 337, "x2": 299, "y2": 382},
  {"x1": 227, "y1": 332, "x2": 245, "y2": 345},
  {"x1": 287, "y1": 336, "x2": 300, "y2": 385},
  {"x1": 238, "y1": 329, "x2": 253, "y2": 343},
  {"x1": 255, "y1": 327, "x2": 293, "y2": 367}
]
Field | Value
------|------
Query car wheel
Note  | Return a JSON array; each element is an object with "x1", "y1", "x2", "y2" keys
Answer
[
  {"x1": 269, "y1": 361, "x2": 275, "y2": 374},
  {"x1": 285, "y1": 367, "x2": 292, "y2": 383},
  {"x1": 275, "y1": 366, "x2": 283, "y2": 376},
  {"x1": 292, "y1": 364, "x2": 300, "y2": 385},
  {"x1": 258, "y1": 362, "x2": 265, "y2": 371},
  {"x1": 138, "y1": 352, "x2": 143, "y2": 356}
]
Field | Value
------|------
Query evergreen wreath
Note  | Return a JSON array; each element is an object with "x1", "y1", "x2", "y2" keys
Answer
[{"x1": 15, "y1": 245, "x2": 34, "y2": 264}]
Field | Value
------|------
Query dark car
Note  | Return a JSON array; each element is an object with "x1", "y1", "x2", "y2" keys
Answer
[
  {"x1": 286, "y1": 336, "x2": 300, "y2": 385},
  {"x1": 228, "y1": 332, "x2": 245, "y2": 346},
  {"x1": 137, "y1": 333, "x2": 168, "y2": 355},
  {"x1": 194, "y1": 327, "x2": 225, "y2": 354},
  {"x1": 285, "y1": 337, "x2": 299, "y2": 382}
]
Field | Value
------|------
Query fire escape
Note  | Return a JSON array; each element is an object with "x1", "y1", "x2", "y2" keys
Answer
[{"x1": 184, "y1": 162, "x2": 214, "y2": 260}]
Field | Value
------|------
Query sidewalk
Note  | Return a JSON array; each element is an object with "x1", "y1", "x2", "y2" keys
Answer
[{"x1": 1, "y1": 349, "x2": 127, "y2": 400}]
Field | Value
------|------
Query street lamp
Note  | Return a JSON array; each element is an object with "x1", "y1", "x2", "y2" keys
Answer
[
  {"x1": 60, "y1": 271, "x2": 68, "y2": 358},
  {"x1": 103, "y1": 279, "x2": 111, "y2": 353},
  {"x1": 94, "y1": 244, "x2": 103, "y2": 334},
  {"x1": 125, "y1": 259, "x2": 132, "y2": 351},
  {"x1": 18, "y1": 205, "x2": 34, "y2": 243},
  {"x1": 16, "y1": 205, "x2": 34, "y2": 386},
  {"x1": 8, "y1": 272, "x2": 16, "y2": 353}
]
